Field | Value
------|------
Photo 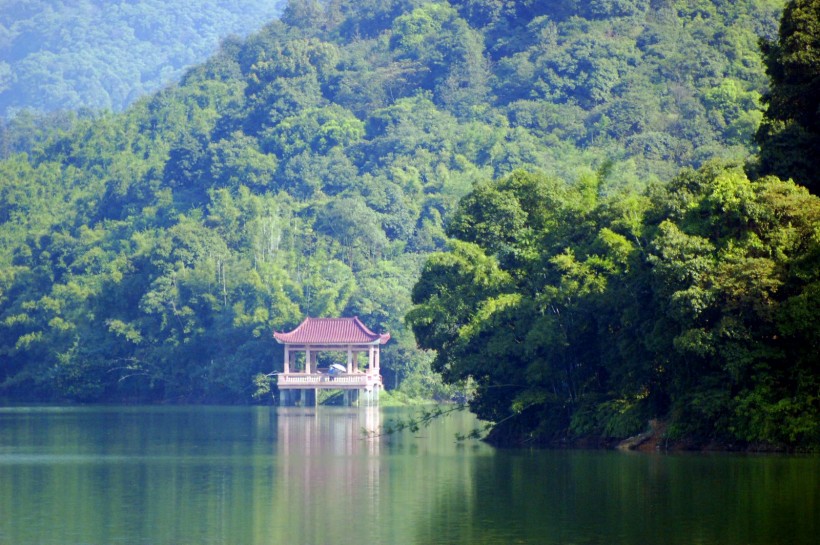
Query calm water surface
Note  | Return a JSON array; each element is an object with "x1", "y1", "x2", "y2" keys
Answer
[{"x1": 0, "y1": 406, "x2": 817, "y2": 545}]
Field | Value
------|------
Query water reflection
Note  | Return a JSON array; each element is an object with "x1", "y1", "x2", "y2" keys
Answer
[
  {"x1": 425, "y1": 449, "x2": 820, "y2": 545},
  {"x1": 271, "y1": 406, "x2": 383, "y2": 544},
  {"x1": 0, "y1": 406, "x2": 817, "y2": 545}
]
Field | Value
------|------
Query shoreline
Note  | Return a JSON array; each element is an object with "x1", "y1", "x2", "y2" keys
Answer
[{"x1": 485, "y1": 419, "x2": 819, "y2": 454}]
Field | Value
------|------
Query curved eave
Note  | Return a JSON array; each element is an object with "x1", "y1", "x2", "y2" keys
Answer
[
  {"x1": 273, "y1": 316, "x2": 390, "y2": 345},
  {"x1": 273, "y1": 337, "x2": 390, "y2": 346}
]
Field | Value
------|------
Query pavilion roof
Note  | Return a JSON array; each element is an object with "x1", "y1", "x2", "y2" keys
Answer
[{"x1": 273, "y1": 317, "x2": 390, "y2": 345}]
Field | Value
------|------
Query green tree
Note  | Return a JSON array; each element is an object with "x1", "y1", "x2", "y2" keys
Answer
[
  {"x1": 755, "y1": 0, "x2": 820, "y2": 193},
  {"x1": 645, "y1": 164, "x2": 820, "y2": 445},
  {"x1": 409, "y1": 165, "x2": 820, "y2": 448}
]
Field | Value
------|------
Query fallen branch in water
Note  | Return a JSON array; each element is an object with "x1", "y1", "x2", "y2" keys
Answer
[{"x1": 362, "y1": 404, "x2": 472, "y2": 439}]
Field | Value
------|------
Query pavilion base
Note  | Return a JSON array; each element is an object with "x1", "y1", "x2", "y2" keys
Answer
[
  {"x1": 278, "y1": 387, "x2": 380, "y2": 407},
  {"x1": 342, "y1": 388, "x2": 379, "y2": 407},
  {"x1": 343, "y1": 389, "x2": 358, "y2": 406},
  {"x1": 359, "y1": 387, "x2": 379, "y2": 407},
  {"x1": 278, "y1": 388, "x2": 316, "y2": 407}
]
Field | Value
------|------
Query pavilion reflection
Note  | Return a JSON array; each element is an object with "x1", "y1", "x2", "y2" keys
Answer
[
  {"x1": 275, "y1": 405, "x2": 381, "y2": 457},
  {"x1": 270, "y1": 406, "x2": 382, "y2": 543}
]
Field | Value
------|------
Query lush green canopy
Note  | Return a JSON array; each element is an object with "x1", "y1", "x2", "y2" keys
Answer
[
  {"x1": 755, "y1": 0, "x2": 820, "y2": 193},
  {"x1": 408, "y1": 167, "x2": 820, "y2": 448},
  {"x1": 4, "y1": 0, "x2": 814, "y2": 448},
  {"x1": 0, "y1": 0, "x2": 286, "y2": 118}
]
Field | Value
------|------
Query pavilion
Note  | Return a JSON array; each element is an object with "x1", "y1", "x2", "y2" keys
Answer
[{"x1": 273, "y1": 316, "x2": 390, "y2": 406}]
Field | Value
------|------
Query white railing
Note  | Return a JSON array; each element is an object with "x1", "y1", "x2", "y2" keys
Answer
[{"x1": 277, "y1": 373, "x2": 382, "y2": 389}]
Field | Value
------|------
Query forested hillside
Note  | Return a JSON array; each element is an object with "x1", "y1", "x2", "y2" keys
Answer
[
  {"x1": 0, "y1": 0, "x2": 286, "y2": 118},
  {"x1": 5, "y1": 0, "x2": 815, "y2": 451},
  {"x1": 409, "y1": 0, "x2": 820, "y2": 449}
]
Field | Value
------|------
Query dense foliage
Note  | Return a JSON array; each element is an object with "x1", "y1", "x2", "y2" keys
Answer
[
  {"x1": 0, "y1": 0, "x2": 286, "y2": 118},
  {"x1": 1, "y1": 0, "x2": 805, "y2": 435},
  {"x1": 755, "y1": 0, "x2": 820, "y2": 193},
  {"x1": 408, "y1": 167, "x2": 820, "y2": 448},
  {"x1": 408, "y1": 0, "x2": 820, "y2": 448}
]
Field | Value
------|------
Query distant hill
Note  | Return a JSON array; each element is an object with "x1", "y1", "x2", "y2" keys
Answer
[
  {"x1": 0, "y1": 0, "x2": 285, "y2": 118},
  {"x1": 0, "y1": 0, "x2": 789, "y2": 407}
]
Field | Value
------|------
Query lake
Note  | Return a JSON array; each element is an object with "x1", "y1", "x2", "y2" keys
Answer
[{"x1": 0, "y1": 405, "x2": 817, "y2": 545}]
